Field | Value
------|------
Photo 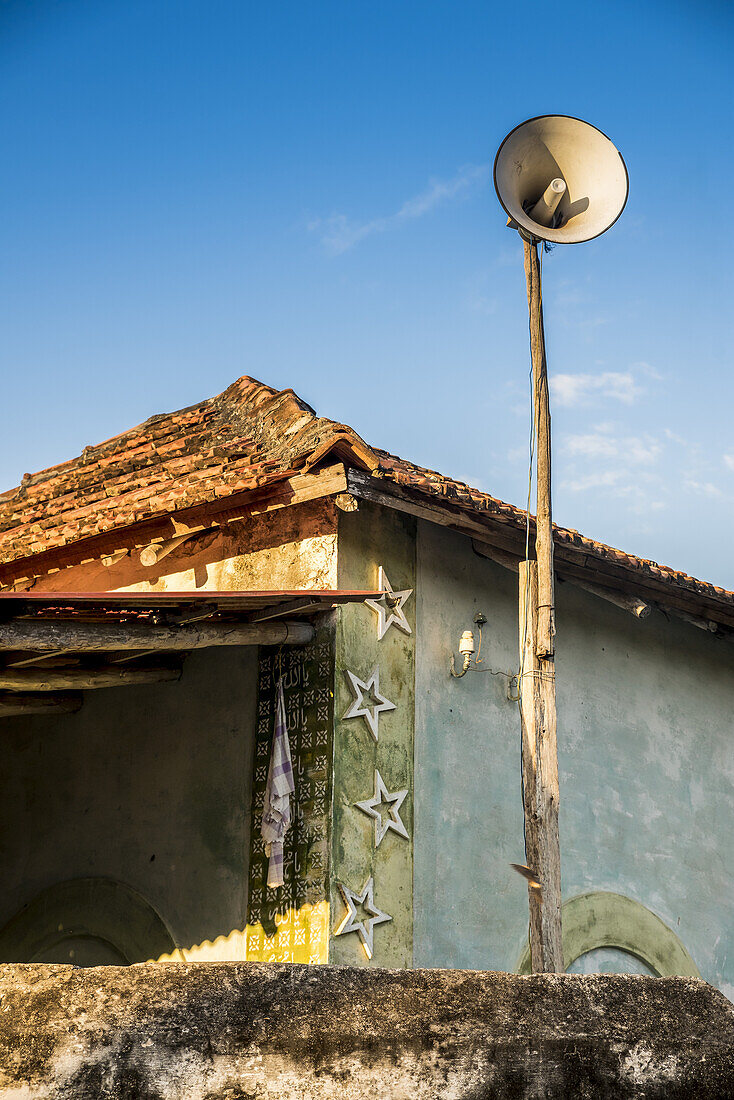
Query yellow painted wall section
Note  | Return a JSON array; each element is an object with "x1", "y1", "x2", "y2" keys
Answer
[{"x1": 153, "y1": 901, "x2": 330, "y2": 964}]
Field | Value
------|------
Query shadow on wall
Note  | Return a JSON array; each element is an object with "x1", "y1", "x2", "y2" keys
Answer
[
  {"x1": 0, "y1": 877, "x2": 177, "y2": 966},
  {"x1": 0, "y1": 876, "x2": 331, "y2": 967}
]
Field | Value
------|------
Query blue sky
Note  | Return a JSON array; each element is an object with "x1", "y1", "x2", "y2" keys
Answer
[{"x1": 1, "y1": 0, "x2": 733, "y2": 588}]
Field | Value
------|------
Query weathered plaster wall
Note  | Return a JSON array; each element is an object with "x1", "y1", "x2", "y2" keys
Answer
[
  {"x1": 331, "y1": 501, "x2": 416, "y2": 967},
  {"x1": 414, "y1": 518, "x2": 734, "y2": 991},
  {"x1": 3, "y1": 964, "x2": 733, "y2": 1098},
  {"x1": 414, "y1": 520, "x2": 525, "y2": 970},
  {"x1": 0, "y1": 648, "x2": 258, "y2": 962}
]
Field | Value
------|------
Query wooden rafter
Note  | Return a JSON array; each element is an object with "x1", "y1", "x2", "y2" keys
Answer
[
  {"x1": 0, "y1": 664, "x2": 182, "y2": 692},
  {"x1": 0, "y1": 692, "x2": 82, "y2": 717}
]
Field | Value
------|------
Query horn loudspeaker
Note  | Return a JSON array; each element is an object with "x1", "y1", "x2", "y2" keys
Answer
[{"x1": 494, "y1": 115, "x2": 628, "y2": 244}]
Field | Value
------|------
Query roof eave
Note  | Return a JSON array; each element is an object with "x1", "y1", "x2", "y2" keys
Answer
[{"x1": 345, "y1": 467, "x2": 734, "y2": 636}]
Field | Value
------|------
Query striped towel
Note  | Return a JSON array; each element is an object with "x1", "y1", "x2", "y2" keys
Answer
[{"x1": 261, "y1": 678, "x2": 295, "y2": 889}]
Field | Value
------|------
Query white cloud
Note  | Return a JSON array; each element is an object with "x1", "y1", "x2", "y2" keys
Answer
[
  {"x1": 563, "y1": 433, "x2": 619, "y2": 459},
  {"x1": 559, "y1": 420, "x2": 732, "y2": 517},
  {"x1": 683, "y1": 478, "x2": 724, "y2": 499},
  {"x1": 563, "y1": 470, "x2": 623, "y2": 492},
  {"x1": 664, "y1": 428, "x2": 688, "y2": 446},
  {"x1": 626, "y1": 438, "x2": 662, "y2": 464},
  {"x1": 310, "y1": 164, "x2": 489, "y2": 254},
  {"x1": 550, "y1": 370, "x2": 641, "y2": 408},
  {"x1": 635, "y1": 360, "x2": 664, "y2": 381},
  {"x1": 560, "y1": 426, "x2": 663, "y2": 502},
  {"x1": 562, "y1": 430, "x2": 660, "y2": 464}
]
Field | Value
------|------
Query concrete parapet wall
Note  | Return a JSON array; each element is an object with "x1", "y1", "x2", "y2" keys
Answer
[{"x1": 1, "y1": 963, "x2": 733, "y2": 1098}]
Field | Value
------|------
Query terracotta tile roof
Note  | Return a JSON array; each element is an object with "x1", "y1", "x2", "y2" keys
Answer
[
  {"x1": 0, "y1": 377, "x2": 376, "y2": 565},
  {"x1": 1, "y1": 375, "x2": 732, "y2": 619}
]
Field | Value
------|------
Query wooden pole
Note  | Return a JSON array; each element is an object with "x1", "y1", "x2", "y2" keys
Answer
[
  {"x1": 519, "y1": 237, "x2": 563, "y2": 973},
  {"x1": 524, "y1": 239, "x2": 555, "y2": 659}
]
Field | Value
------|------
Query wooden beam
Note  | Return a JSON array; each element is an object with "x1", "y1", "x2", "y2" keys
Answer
[
  {"x1": 475, "y1": 544, "x2": 651, "y2": 621},
  {"x1": 139, "y1": 533, "x2": 199, "y2": 567},
  {"x1": 567, "y1": 577, "x2": 650, "y2": 619},
  {"x1": 6, "y1": 649, "x2": 69, "y2": 668},
  {"x1": 0, "y1": 692, "x2": 83, "y2": 717},
  {"x1": 101, "y1": 551, "x2": 128, "y2": 568},
  {"x1": 518, "y1": 561, "x2": 563, "y2": 974},
  {"x1": 348, "y1": 470, "x2": 524, "y2": 554},
  {"x1": 335, "y1": 492, "x2": 359, "y2": 513},
  {"x1": 0, "y1": 619, "x2": 314, "y2": 653},
  {"x1": 0, "y1": 666, "x2": 182, "y2": 692},
  {"x1": 248, "y1": 598, "x2": 329, "y2": 623},
  {"x1": 471, "y1": 539, "x2": 522, "y2": 573},
  {"x1": 552, "y1": 556, "x2": 734, "y2": 631},
  {"x1": 667, "y1": 607, "x2": 720, "y2": 634},
  {"x1": 110, "y1": 649, "x2": 159, "y2": 665}
]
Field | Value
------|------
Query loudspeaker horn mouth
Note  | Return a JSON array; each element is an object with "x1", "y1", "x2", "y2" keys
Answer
[{"x1": 493, "y1": 115, "x2": 628, "y2": 244}]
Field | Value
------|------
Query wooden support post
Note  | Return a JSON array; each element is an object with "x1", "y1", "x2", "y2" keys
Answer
[
  {"x1": 520, "y1": 237, "x2": 563, "y2": 973},
  {"x1": 519, "y1": 561, "x2": 563, "y2": 972}
]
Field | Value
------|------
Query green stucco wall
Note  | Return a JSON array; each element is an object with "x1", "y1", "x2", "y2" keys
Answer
[
  {"x1": 414, "y1": 518, "x2": 734, "y2": 993},
  {"x1": 331, "y1": 501, "x2": 416, "y2": 966},
  {"x1": 0, "y1": 648, "x2": 258, "y2": 962}
]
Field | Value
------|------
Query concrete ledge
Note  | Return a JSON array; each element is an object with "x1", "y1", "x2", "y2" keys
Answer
[{"x1": 1, "y1": 963, "x2": 733, "y2": 1098}]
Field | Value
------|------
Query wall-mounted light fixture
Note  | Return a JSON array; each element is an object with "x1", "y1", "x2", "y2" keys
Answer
[
  {"x1": 449, "y1": 611, "x2": 519, "y2": 699},
  {"x1": 450, "y1": 611, "x2": 487, "y2": 677}
]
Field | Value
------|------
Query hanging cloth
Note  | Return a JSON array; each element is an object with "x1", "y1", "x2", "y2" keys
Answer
[{"x1": 260, "y1": 678, "x2": 295, "y2": 888}]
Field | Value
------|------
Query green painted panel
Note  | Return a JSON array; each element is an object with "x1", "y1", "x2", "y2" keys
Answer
[{"x1": 331, "y1": 502, "x2": 416, "y2": 967}]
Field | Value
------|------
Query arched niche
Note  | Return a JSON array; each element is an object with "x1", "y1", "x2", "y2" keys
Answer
[
  {"x1": 516, "y1": 891, "x2": 700, "y2": 978},
  {"x1": 0, "y1": 877, "x2": 178, "y2": 965}
]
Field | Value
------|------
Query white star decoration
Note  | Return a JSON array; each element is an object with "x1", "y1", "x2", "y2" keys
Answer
[
  {"x1": 343, "y1": 666, "x2": 396, "y2": 742},
  {"x1": 335, "y1": 876, "x2": 392, "y2": 959},
  {"x1": 355, "y1": 769, "x2": 409, "y2": 847},
  {"x1": 365, "y1": 566, "x2": 413, "y2": 640}
]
